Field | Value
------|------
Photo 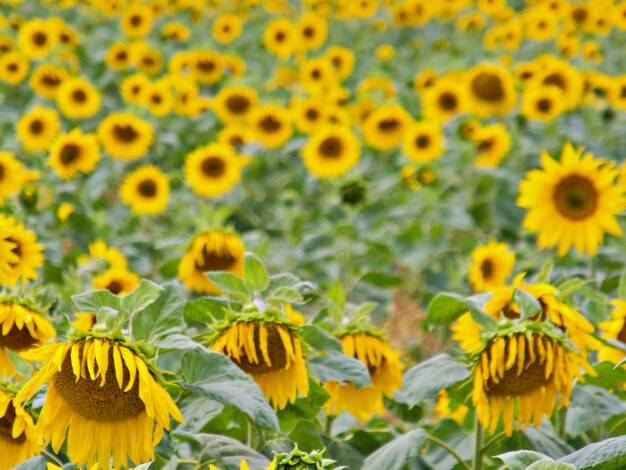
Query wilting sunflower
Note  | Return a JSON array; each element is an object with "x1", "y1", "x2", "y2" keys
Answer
[
  {"x1": 190, "y1": 50, "x2": 223, "y2": 85},
  {"x1": 120, "y1": 4, "x2": 153, "y2": 38},
  {"x1": 324, "y1": 332, "x2": 403, "y2": 421},
  {"x1": 362, "y1": 104, "x2": 412, "y2": 151},
  {"x1": 468, "y1": 241, "x2": 515, "y2": 293},
  {"x1": 29, "y1": 63, "x2": 68, "y2": 99},
  {"x1": 212, "y1": 14, "x2": 243, "y2": 44},
  {"x1": 0, "y1": 152, "x2": 31, "y2": 202},
  {"x1": 472, "y1": 123, "x2": 511, "y2": 167},
  {"x1": 521, "y1": 85, "x2": 565, "y2": 122},
  {"x1": 302, "y1": 126, "x2": 360, "y2": 179},
  {"x1": 16, "y1": 105, "x2": 60, "y2": 152},
  {"x1": 465, "y1": 64, "x2": 516, "y2": 117},
  {"x1": 48, "y1": 129, "x2": 100, "y2": 180},
  {"x1": 402, "y1": 121, "x2": 445, "y2": 163},
  {"x1": 598, "y1": 300, "x2": 626, "y2": 365},
  {"x1": 422, "y1": 78, "x2": 468, "y2": 123},
  {"x1": 263, "y1": 17, "x2": 295, "y2": 59},
  {"x1": 97, "y1": 113, "x2": 154, "y2": 160},
  {"x1": 0, "y1": 296, "x2": 56, "y2": 377},
  {"x1": 0, "y1": 386, "x2": 40, "y2": 469},
  {"x1": 178, "y1": 230, "x2": 245, "y2": 294},
  {"x1": 184, "y1": 143, "x2": 246, "y2": 198},
  {"x1": 0, "y1": 216, "x2": 45, "y2": 287},
  {"x1": 92, "y1": 267, "x2": 140, "y2": 295},
  {"x1": 249, "y1": 104, "x2": 293, "y2": 149},
  {"x1": 518, "y1": 143, "x2": 624, "y2": 256},
  {"x1": 16, "y1": 336, "x2": 183, "y2": 468},
  {"x1": 18, "y1": 19, "x2": 56, "y2": 59},
  {"x1": 0, "y1": 51, "x2": 30, "y2": 85},
  {"x1": 119, "y1": 165, "x2": 169, "y2": 215},
  {"x1": 56, "y1": 77, "x2": 101, "y2": 120},
  {"x1": 213, "y1": 86, "x2": 258, "y2": 124}
]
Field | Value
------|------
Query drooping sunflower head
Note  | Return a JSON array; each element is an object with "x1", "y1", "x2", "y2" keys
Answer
[
  {"x1": 48, "y1": 129, "x2": 100, "y2": 181},
  {"x1": 518, "y1": 143, "x2": 625, "y2": 256},
  {"x1": 301, "y1": 126, "x2": 360, "y2": 179},
  {"x1": 0, "y1": 386, "x2": 40, "y2": 468},
  {"x1": 184, "y1": 143, "x2": 245, "y2": 198},
  {"x1": 363, "y1": 104, "x2": 412, "y2": 151},
  {"x1": 97, "y1": 112, "x2": 154, "y2": 160},
  {"x1": 468, "y1": 241, "x2": 515, "y2": 293},
  {"x1": 16, "y1": 105, "x2": 60, "y2": 153},
  {"x1": 211, "y1": 319, "x2": 309, "y2": 410},
  {"x1": 0, "y1": 215, "x2": 45, "y2": 287},
  {"x1": 249, "y1": 104, "x2": 293, "y2": 149},
  {"x1": 16, "y1": 337, "x2": 183, "y2": 469},
  {"x1": 324, "y1": 331, "x2": 403, "y2": 421}
]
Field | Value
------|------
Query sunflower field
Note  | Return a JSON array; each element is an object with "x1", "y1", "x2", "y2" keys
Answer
[{"x1": 2, "y1": 0, "x2": 626, "y2": 469}]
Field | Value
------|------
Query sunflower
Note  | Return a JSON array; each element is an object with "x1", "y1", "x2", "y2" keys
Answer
[
  {"x1": 468, "y1": 241, "x2": 515, "y2": 293},
  {"x1": 221, "y1": 54, "x2": 246, "y2": 78},
  {"x1": 422, "y1": 78, "x2": 468, "y2": 123},
  {"x1": 212, "y1": 319, "x2": 309, "y2": 410},
  {"x1": 29, "y1": 63, "x2": 68, "y2": 99},
  {"x1": 119, "y1": 165, "x2": 169, "y2": 215},
  {"x1": 0, "y1": 51, "x2": 29, "y2": 85},
  {"x1": 249, "y1": 104, "x2": 293, "y2": 149},
  {"x1": 0, "y1": 35, "x2": 14, "y2": 55},
  {"x1": 184, "y1": 143, "x2": 245, "y2": 198},
  {"x1": 190, "y1": 50, "x2": 223, "y2": 85},
  {"x1": 213, "y1": 86, "x2": 258, "y2": 124},
  {"x1": 363, "y1": 104, "x2": 412, "y2": 151},
  {"x1": 134, "y1": 45, "x2": 163, "y2": 76},
  {"x1": 120, "y1": 4, "x2": 153, "y2": 38},
  {"x1": 97, "y1": 113, "x2": 154, "y2": 160},
  {"x1": 0, "y1": 386, "x2": 40, "y2": 469},
  {"x1": 105, "y1": 41, "x2": 132, "y2": 71},
  {"x1": 532, "y1": 57, "x2": 583, "y2": 110},
  {"x1": 296, "y1": 13, "x2": 328, "y2": 50},
  {"x1": 523, "y1": 8, "x2": 559, "y2": 41},
  {"x1": 18, "y1": 19, "x2": 56, "y2": 59},
  {"x1": 217, "y1": 125, "x2": 253, "y2": 150},
  {"x1": 263, "y1": 17, "x2": 295, "y2": 59},
  {"x1": 518, "y1": 143, "x2": 624, "y2": 256},
  {"x1": 16, "y1": 105, "x2": 60, "y2": 152},
  {"x1": 301, "y1": 126, "x2": 360, "y2": 179},
  {"x1": 413, "y1": 69, "x2": 438, "y2": 92},
  {"x1": 48, "y1": 129, "x2": 100, "y2": 180},
  {"x1": 0, "y1": 215, "x2": 45, "y2": 287},
  {"x1": 598, "y1": 300, "x2": 626, "y2": 365},
  {"x1": 213, "y1": 14, "x2": 243, "y2": 44},
  {"x1": 92, "y1": 267, "x2": 140, "y2": 295},
  {"x1": 120, "y1": 73, "x2": 150, "y2": 105},
  {"x1": 0, "y1": 152, "x2": 30, "y2": 202},
  {"x1": 16, "y1": 336, "x2": 183, "y2": 468},
  {"x1": 293, "y1": 98, "x2": 326, "y2": 133},
  {"x1": 465, "y1": 64, "x2": 516, "y2": 117},
  {"x1": 324, "y1": 332, "x2": 403, "y2": 421},
  {"x1": 325, "y1": 46, "x2": 355, "y2": 81},
  {"x1": 435, "y1": 389, "x2": 468, "y2": 425},
  {"x1": 78, "y1": 240, "x2": 127, "y2": 271},
  {"x1": 0, "y1": 297, "x2": 56, "y2": 377},
  {"x1": 162, "y1": 21, "x2": 190, "y2": 42},
  {"x1": 300, "y1": 58, "x2": 336, "y2": 95},
  {"x1": 521, "y1": 85, "x2": 565, "y2": 122},
  {"x1": 402, "y1": 121, "x2": 445, "y2": 163},
  {"x1": 472, "y1": 123, "x2": 511, "y2": 168},
  {"x1": 172, "y1": 79, "x2": 200, "y2": 116},
  {"x1": 56, "y1": 76, "x2": 101, "y2": 120},
  {"x1": 608, "y1": 76, "x2": 626, "y2": 111},
  {"x1": 144, "y1": 80, "x2": 172, "y2": 117}
]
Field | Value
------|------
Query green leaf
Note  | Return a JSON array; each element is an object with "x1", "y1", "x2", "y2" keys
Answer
[
  {"x1": 72, "y1": 289, "x2": 121, "y2": 313},
  {"x1": 523, "y1": 425, "x2": 574, "y2": 458},
  {"x1": 537, "y1": 259, "x2": 554, "y2": 283},
  {"x1": 495, "y1": 451, "x2": 553, "y2": 470},
  {"x1": 619, "y1": 270, "x2": 626, "y2": 299},
  {"x1": 6, "y1": 350, "x2": 31, "y2": 376},
  {"x1": 180, "y1": 348, "x2": 279, "y2": 430},
  {"x1": 206, "y1": 272, "x2": 250, "y2": 301},
  {"x1": 243, "y1": 253, "x2": 270, "y2": 292},
  {"x1": 154, "y1": 333, "x2": 199, "y2": 350},
  {"x1": 566, "y1": 385, "x2": 625, "y2": 436},
  {"x1": 288, "y1": 420, "x2": 324, "y2": 452},
  {"x1": 308, "y1": 353, "x2": 371, "y2": 388},
  {"x1": 13, "y1": 457, "x2": 47, "y2": 470},
  {"x1": 557, "y1": 278, "x2": 590, "y2": 299},
  {"x1": 348, "y1": 302, "x2": 378, "y2": 320},
  {"x1": 120, "y1": 279, "x2": 164, "y2": 315},
  {"x1": 426, "y1": 293, "x2": 496, "y2": 330},
  {"x1": 359, "y1": 272, "x2": 404, "y2": 288},
  {"x1": 268, "y1": 286, "x2": 304, "y2": 304},
  {"x1": 362, "y1": 429, "x2": 428, "y2": 470},
  {"x1": 184, "y1": 297, "x2": 229, "y2": 324},
  {"x1": 267, "y1": 273, "x2": 301, "y2": 292},
  {"x1": 512, "y1": 288, "x2": 542, "y2": 319},
  {"x1": 132, "y1": 282, "x2": 185, "y2": 343},
  {"x1": 403, "y1": 354, "x2": 471, "y2": 408},
  {"x1": 300, "y1": 325, "x2": 343, "y2": 353},
  {"x1": 559, "y1": 436, "x2": 626, "y2": 469},
  {"x1": 173, "y1": 432, "x2": 271, "y2": 470}
]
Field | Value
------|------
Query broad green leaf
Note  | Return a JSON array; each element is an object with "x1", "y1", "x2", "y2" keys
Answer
[
  {"x1": 92, "y1": 306, "x2": 123, "y2": 336},
  {"x1": 523, "y1": 425, "x2": 574, "y2": 458},
  {"x1": 288, "y1": 419, "x2": 324, "y2": 452},
  {"x1": 72, "y1": 289, "x2": 120, "y2": 313},
  {"x1": 13, "y1": 457, "x2": 47, "y2": 470},
  {"x1": 121, "y1": 279, "x2": 164, "y2": 315},
  {"x1": 179, "y1": 396, "x2": 224, "y2": 433},
  {"x1": 206, "y1": 272, "x2": 250, "y2": 301},
  {"x1": 566, "y1": 385, "x2": 624, "y2": 436},
  {"x1": 403, "y1": 354, "x2": 471, "y2": 408},
  {"x1": 173, "y1": 432, "x2": 271, "y2": 470},
  {"x1": 184, "y1": 297, "x2": 229, "y2": 324},
  {"x1": 426, "y1": 293, "x2": 496, "y2": 330},
  {"x1": 300, "y1": 325, "x2": 343, "y2": 353},
  {"x1": 268, "y1": 286, "x2": 304, "y2": 304},
  {"x1": 132, "y1": 282, "x2": 185, "y2": 343},
  {"x1": 348, "y1": 302, "x2": 378, "y2": 320},
  {"x1": 154, "y1": 333, "x2": 199, "y2": 350},
  {"x1": 308, "y1": 353, "x2": 371, "y2": 388},
  {"x1": 527, "y1": 462, "x2": 575, "y2": 470},
  {"x1": 495, "y1": 451, "x2": 554, "y2": 470},
  {"x1": 559, "y1": 436, "x2": 626, "y2": 469},
  {"x1": 180, "y1": 347, "x2": 279, "y2": 430},
  {"x1": 7, "y1": 350, "x2": 31, "y2": 376},
  {"x1": 243, "y1": 253, "x2": 270, "y2": 292},
  {"x1": 513, "y1": 288, "x2": 542, "y2": 319},
  {"x1": 537, "y1": 259, "x2": 554, "y2": 283},
  {"x1": 267, "y1": 273, "x2": 301, "y2": 292},
  {"x1": 359, "y1": 272, "x2": 404, "y2": 288},
  {"x1": 557, "y1": 278, "x2": 590, "y2": 299},
  {"x1": 362, "y1": 429, "x2": 428, "y2": 470}
]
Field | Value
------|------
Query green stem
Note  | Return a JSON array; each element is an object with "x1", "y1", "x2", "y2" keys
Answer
[
  {"x1": 480, "y1": 432, "x2": 505, "y2": 454},
  {"x1": 557, "y1": 407, "x2": 568, "y2": 439},
  {"x1": 246, "y1": 415, "x2": 254, "y2": 449},
  {"x1": 41, "y1": 448, "x2": 64, "y2": 466},
  {"x1": 473, "y1": 416, "x2": 484, "y2": 470},
  {"x1": 177, "y1": 460, "x2": 200, "y2": 466},
  {"x1": 325, "y1": 414, "x2": 336, "y2": 436},
  {"x1": 426, "y1": 435, "x2": 472, "y2": 470}
]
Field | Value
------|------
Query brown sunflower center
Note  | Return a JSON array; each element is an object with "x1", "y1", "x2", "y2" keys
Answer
[
  {"x1": 543, "y1": 73, "x2": 566, "y2": 91},
  {"x1": 480, "y1": 259, "x2": 494, "y2": 279},
  {"x1": 5, "y1": 237, "x2": 21, "y2": 266},
  {"x1": 617, "y1": 322, "x2": 626, "y2": 344},
  {"x1": 438, "y1": 92, "x2": 458, "y2": 111},
  {"x1": 130, "y1": 15, "x2": 142, "y2": 27},
  {"x1": 536, "y1": 98, "x2": 552, "y2": 112},
  {"x1": 225, "y1": 95, "x2": 250, "y2": 114},
  {"x1": 106, "y1": 280, "x2": 123, "y2": 294},
  {"x1": 42, "y1": 74, "x2": 61, "y2": 86},
  {"x1": 195, "y1": 244, "x2": 236, "y2": 272},
  {"x1": 138, "y1": 179, "x2": 157, "y2": 198},
  {"x1": 29, "y1": 119, "x2": 43, "y2": 134},
  {"x1": 233, "y1": 323, "x2": 288, "y2": 374},
  {"x1": 230, "y1": 135, "x2": 244, "y2": 147},
  {"x1": 0, "y1": 323, "x2": 39, "y2": 351},
  {"x1": 60, "y1": 144, "x2": 81, "y2": 165},
  {"x1": 150, "y1": 93, "x2": 162, "y2": 105},
  {"x1": 476, "y1": 139, "x2": 494, "y2": 154},
  {"x1": 305, "y1": 108, "x2": 319, "y2": 120},
  {"x1": 471, "y1": 72, "x2": 505, "y2": 102},
  {"x1": 7, "y1": 63, "x2": 18, "y2": 72},
  {"x1": 0, "y1": 403, "x2": 26, "y2": 444},
  {"x1": 0, "y1": 164, "x2": 4, "y2": 181},
  {"x1": 201, "y1": 156, "x2": 226, "y2": 178},
  {"x1": 303, "y1": 26, "x2": 315, "y2": 38},
  {"x1": 142, "y1": 56, "x2": 155, "y2": 67},
  {"x1": 197, "y1": 59, "x2": 216, "y2": 72},
  {"x1": 113, "y1": 124, "x2": 139, "y2": 143},
  {"x1": 378, "y1": 118, "x2": 399, "y2": 132},
  {"x1": 572, "y1": 7, "x2": 587, "y2": 23},
  {"x1": 259, "y1": 115, "x2": 281, "y2": 133},
  {"x1": 415, "y1": 135, "x2": 430, "y2": 149},
  {"x1": 115, "y1": 50, "x2": 128, "y2": 61},
  {"x1": 72, "y1": 88, "x2": 87, "y2": 103},
  {"x1": 32, "y1": 32, "x2": 47, "y2": 47},
  {"x1": 319, "y1": 136, "x2": 343, "y2": 159},
  {"x1": 275, "y1": 31, "x2": 286, "y2": 42},
  {"x1": 54, "y1": 343, "x2": 146, "y2": 422},
  {"x1": 553, "y1": 175, "x2": 598, "y2": 220}
]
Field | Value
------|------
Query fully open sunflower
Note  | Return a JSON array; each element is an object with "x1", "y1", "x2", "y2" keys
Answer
[
  {"x1": 190, "y1": 50, "x2": 223, "y2": 84},
  {"x1": 16, "y1": 105, "x2": 60, "y2": 152},
  {"x1": 402, "y1": 121, "x2": 445, "y2": 163},
  {"x1": 0, "y1": 216, "x2": 45, "y2": 287},
  {"x1": 178, "y1": 230, "x2": 245, "y2": 294},
  {"x1": 16, "y1": 336, "x2": 183, "y2": 469},
  {"x1": 29, "y1": 63, "x2": 68, "y2": 99},
  {"x1": 48, "y1": 129, "x2": 100, "y2": 180},
  {"x1": 422, "y1": 78, "x2": 468, "y2": 123},
  {"x1": 119, "y1": 164, "x2": 170, "y2": 215},
  {"x1": 92, "y1": 267, "x2": 140, "y2": 295},
  {"x1": 472, "y1": 123, "x2": 511, "y2": 168},
  {"x1": 18, "y1": 19, "x2": 56, "y2": 59},
  {"x1": 56, "y1": 76, "x2": 101, "y2": 120},
  {"x1": 184, "y1": 143, "x2": 246, "y2": 198},
  {"x1": 249, "y1": 104, "x2": 293, "y2": 149},
  {"x1": 105, "y1": 41, "x2": 132, "y2": 71},
  {"x1": 0, "y1": 51, "x2": 30, "y2": 85},
  {"x1": 518, "y1": 143, "x2": 625, "y2": 256},
  {"x1": 120, "y1": 4, "x2": 153, "y2": 38},
  {"x1": 362, "y1": 104, "x2": 412, "y2": 151},
  {"x1": 212, "y1": 14, "x2": 243, "y2": 44},
  {"x1": 0, "y1": 152, "x2": 33, "y2": 202},
  {"x1": 465, "y1": 64, "x2": 517, "y2": 116},
  {"x1": 302, "y1": 126, "x2": 360, "y2": 179},
  {"x1": 468, "y1": 241, "x2": 515, "y2": 293},
  {"x1": 521, "y1": 85, "x2": 565, "y2": 122},
  {"x1": 97, "y1": 113, "x2": 154, "y2": 160},
  {"x1": 0, "y1": 386, "x2": 40, "y2": 469},
  {"x1": 213, "y1": 86, "x2": 258, "y2": 124},
  {"x1": 264, "y1": 18, "x2": 295, "y2": 59},
  {"x1": 323, "y1": 332, "x2": 403, "y2": 421}
]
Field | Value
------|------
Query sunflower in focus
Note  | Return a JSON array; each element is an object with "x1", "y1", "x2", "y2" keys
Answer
[
  {"x1": 178, "y1": 230, "x2": 245, "y2": 294},
  {"x1": 56, "y1": 76, "x2": 101, "y2": 119},
  {"x1": 521, "y1": 85, "x2": 565, "y2": 122},
  {"x1": 598, "y1": 300, "x2": 626, "y2": 365},
  {"x1": 29, "y1": 63, "x2": 68, "y2": 99},
  {"x1": 249, "y1": 104, "x2": 293, "y2": 149},
  {"x1": 119, "y1": 165, "x2": 169, "y2": 215},
  {"x1": 0, "y1": 386, "x2": 40, "y2": 469},
  {"x1": 302, "y1": 126, "x2": 360, "y2": 179},
  {"x1": 518, "y1": 143, "x2": 625, "y2": 256},
  {"x1": 0, "y1": 216, "x2": 45, "y2": 287},
  {"x1": 97, "y1": 113, "x2": 153, "y2": 160},
  {"x1": 324, "y1": 331, "x2": 403, "y2": 421},
  {"x1": 472, "y1": 123, "x2": 511, "y2": 168},
  {"x1": 92, "y1": 268, "x2": 140, "y2": 295},
  {"x1": 213, "y1": 86, "x2": 258, "y2": 124},
  {"x1": 16, "y1": 105, "x2": 60, "y2": 152},
  {"x1": 402, "y1": 121, "x2": 445, "y2": 163},
  {"x1": 468, "y1": 241, "x2": 515, "y2": 293},
  {"x1": 211, "y1": 316, "x2": 309, "y2": 410},
  {"x1": 362, "y1": 104, "x2": 412, "y2": 151},
  {"x1": 422, "y1": 78, "x2": 468, "y2": 123},
  {"x1": 184, "y1": 143, "x2": 246, "y2": 198},
  {"x1": 465, "y1": 64, "x2": 516, "y2": 117},
  {"x1": 48, "y1": 129, "x2": 100, "y2": 180},
  {"x1": 16, "y1": 335, "x2": 183, "y2": 468},
  {"x1": 0, "y1": 295, "x2": 56, "y2": 377}
]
